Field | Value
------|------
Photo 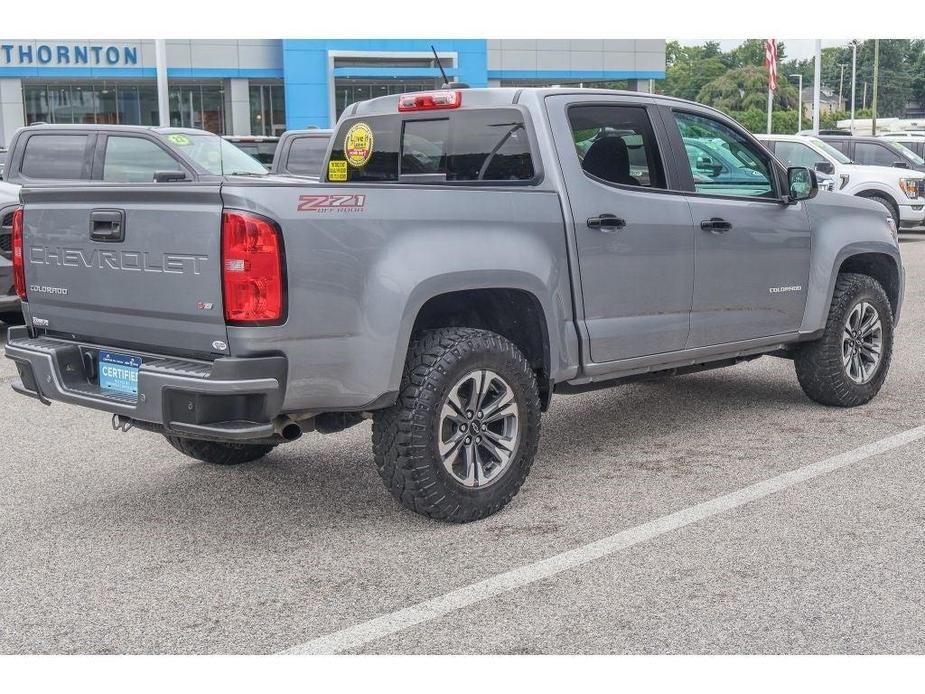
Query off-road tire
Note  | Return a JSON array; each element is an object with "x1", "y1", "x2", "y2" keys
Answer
[
  {"x1": 864, "y1": 193, "x2": 900, "y2": 229},
  {"x1": 373, "y1": 327, "x2": 542, "y2": 523},
  {"x1": 794, "y1": 272, "x2": 893, "y2": 407},
  {"x1": 164, "y1": 435, "x2": 276, "y2": 465}
]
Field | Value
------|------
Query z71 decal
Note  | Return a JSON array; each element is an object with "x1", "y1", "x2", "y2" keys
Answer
[{"x1": 297, "y1": 194, "x2": 367, "y2": 212}]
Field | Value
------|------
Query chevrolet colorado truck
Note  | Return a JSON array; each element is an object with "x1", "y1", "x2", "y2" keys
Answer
[{"x1": 4, "y1": 89, "x2": 904, "y2": 522}]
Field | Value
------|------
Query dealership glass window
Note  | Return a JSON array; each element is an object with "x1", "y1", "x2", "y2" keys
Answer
[
  {"x1": 249, "y1": 83, "x2": 286, "y2": 136},
  {"x1": 23, "y1": 81, "x2": 225, "y2": 133},
  {"x1": 169, "y1": 83, "x2": 225, "y2": 134},
  {"x1": 333, "y1": 78, "x2": 439, "y2": 121}
]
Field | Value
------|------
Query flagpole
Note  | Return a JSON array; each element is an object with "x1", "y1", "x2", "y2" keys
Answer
[
  {"x1": 765, "y1": 39, "x2": 776, "y2": 134},
  {"x1": 767, "y1": 86, "x2": 773, "y2": 134}
]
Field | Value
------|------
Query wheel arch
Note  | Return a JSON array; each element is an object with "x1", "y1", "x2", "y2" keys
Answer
[
  {"x1": 837, "y1": 252, "x2": 902, "y2": 319},
  {"x1": 407, "y1": 286, "x2": 555, "y2": 409},
  {"x1": 854, "y1": 188, "x2": 900, "y2": 219}
]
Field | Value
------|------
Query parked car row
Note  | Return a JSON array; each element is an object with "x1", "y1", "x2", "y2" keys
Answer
[
  {"x1": 758, "y1": 133, "x2": 925, "y2": 229},
  {"x1": 223, "y1": 129, "x2": 332, "y2": 178}
]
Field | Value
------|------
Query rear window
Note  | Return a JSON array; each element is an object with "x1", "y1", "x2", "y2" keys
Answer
[
  {"x1": 285, "y1": 136, "x2": 329, "y2": 176},
  {"x1": 327, "y1": 109, "x2": 535, "y2": 184},
  {"x1": 21, "y1": 134, "x2": 89, "y2": 180}
]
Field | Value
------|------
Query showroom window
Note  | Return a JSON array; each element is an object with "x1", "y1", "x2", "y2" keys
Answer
[
  {"x1": 23, "y1": 81, "x2": 226, "y2": 134},
  {"x1": 249, "y1": 83, "x2": 286, "y2": 136}
]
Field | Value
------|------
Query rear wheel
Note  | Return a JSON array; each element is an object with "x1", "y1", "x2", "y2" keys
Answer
[
  {"x1": 794, "y1": 273, "x2": 893, "y2": 407},
  {"x1": 164, "y1": 435, "x2": 276, "y2": 465},
  {"x1": 373, "y1": 327, "x2": 541, "y2": 523}
]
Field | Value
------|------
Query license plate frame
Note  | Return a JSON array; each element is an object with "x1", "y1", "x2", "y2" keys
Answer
[{"x1": 98, "y1": 350, "x2": 142, "y2": 397}]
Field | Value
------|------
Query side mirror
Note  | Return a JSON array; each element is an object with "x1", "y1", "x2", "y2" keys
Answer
[
  {"x1": 787, "y1": 166, "x2": 818, "y2": 202},
  {"x1": 893, "y1": 161, "x2": 910, "y2": 169},
  {"x1": 814, "y1": 161, "x2": 835, "y2": 175},
  {"x1": 153, "y1": 170, "x2": 188, "y2": 183}
]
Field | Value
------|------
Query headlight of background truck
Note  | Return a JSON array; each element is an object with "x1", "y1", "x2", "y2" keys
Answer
[{"x1": 898, "y1": 177, "x2": 924, "y2": 199}]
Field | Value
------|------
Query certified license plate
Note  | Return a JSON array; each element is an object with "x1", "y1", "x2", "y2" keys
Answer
[{"x1": 99, "y1": 351, "x2": 142, "y2": 397}]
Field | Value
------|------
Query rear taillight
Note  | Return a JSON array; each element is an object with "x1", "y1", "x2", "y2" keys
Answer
[
  {"x1": 398, "y1": 90, "x2": 462, "y2": 112},
  {"x1": 12, "y1": 207, "x2": 26, "y2": 300},
  {"x1": 221, "y1": 210, "x2": 285, "y2": 324}
]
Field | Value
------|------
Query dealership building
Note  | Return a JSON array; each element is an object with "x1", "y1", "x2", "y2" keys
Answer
[{"x1": 0, "y1": 39, "x2": 666, "y2": 146}]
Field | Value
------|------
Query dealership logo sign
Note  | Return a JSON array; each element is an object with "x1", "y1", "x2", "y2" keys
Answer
[{"x1": 0, "y1": 43, "x2": 139, "y2": 66}]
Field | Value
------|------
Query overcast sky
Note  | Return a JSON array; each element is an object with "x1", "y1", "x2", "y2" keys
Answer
[{"x1": 679, "y1": 39, "x2": 851, "y2": 61}]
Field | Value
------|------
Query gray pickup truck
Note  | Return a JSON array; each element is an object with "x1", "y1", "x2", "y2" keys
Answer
[{"x1": 5, "y1": 88, "x2": 904, "y2": 522}]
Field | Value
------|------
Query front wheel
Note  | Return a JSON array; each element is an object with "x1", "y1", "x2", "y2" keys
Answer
[
  {"x1": 164, "y1": 435, "x2": 276, "y2": 465},
  {"x1": 794, "y1": 273, "x2": 894, "y2": 407},
  {"x1": 373, "y1": 328, "x2": 542, "y2": 523}
]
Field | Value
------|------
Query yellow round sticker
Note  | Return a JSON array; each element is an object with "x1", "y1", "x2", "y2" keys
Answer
[{"x1": 344, "y1": 122, "x2": 374, "y2": 168}]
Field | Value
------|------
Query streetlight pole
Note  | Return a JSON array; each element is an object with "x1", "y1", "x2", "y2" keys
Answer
[
  {"x1": 872, "y1": 39, "x2": 880, "y2": 136},
  {"x1": 812, "y1": 40, "x2": 822, "y2": 133},
  {"x1": 790, "y1": 73, "x2": 803, "y2": 133},
  {"x1": 838, "y1": 63, "x2": 847, "y2": 110},
  {"x1": 850, "y1": 41, "x2": 857, "y2": 134}
]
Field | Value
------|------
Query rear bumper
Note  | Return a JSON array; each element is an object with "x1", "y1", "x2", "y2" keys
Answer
[{"x1": 4, "y1": 326, "x2": 287, "y2": 441}]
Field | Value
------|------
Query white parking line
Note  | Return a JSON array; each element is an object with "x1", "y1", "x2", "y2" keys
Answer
[{"x1": 279, "y1": 425, "x2": 925, "y2": 655}]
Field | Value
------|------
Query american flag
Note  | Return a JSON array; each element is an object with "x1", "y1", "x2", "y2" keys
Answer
[{"x1": 765, "y1": 39, "x2": 778, "y2": 91}]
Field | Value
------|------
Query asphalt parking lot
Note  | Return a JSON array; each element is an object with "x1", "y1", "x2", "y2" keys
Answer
[{"x1": 2, "y1": 234, "x2": 925, "y2": 655}]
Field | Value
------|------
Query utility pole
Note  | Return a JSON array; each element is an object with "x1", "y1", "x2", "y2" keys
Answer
[
  {"x1": 155, "y1": 39, "x2": 169, "y2": 127},
  {"x1": 838, "y1": 63, "x2": 847, "y2": 110},
  {"x1": 872, "y1": 39, "x2": 879, "y2": 136},
  {"x1": 812, "y1": 40, "x2": 822, "y2": 133},
  {"x1": 850, "y1": 41, "x2": 857, "y2": 134},
  {"x1": 790, "y1": 73, "x2": 803, "y2": 133}
]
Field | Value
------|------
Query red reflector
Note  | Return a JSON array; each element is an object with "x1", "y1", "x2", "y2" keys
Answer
[
  {"x1": 11, "y1": 207, "x2": 26, "y2": 300},
  {"x1": 398, "y1": 90, "x2": 462, "y2": 112},
  {"x1": 221, "y1": 210, "x2": 285, "y2": 324}
]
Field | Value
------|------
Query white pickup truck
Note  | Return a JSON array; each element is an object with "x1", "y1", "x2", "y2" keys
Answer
[{"x1": 758, "y1": 134, "x2": 925, "y2": 229}]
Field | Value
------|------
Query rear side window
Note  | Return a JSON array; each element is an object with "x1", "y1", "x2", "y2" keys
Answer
[
  {"x1": 20, "y1": 134, "x2": 89, "y2": 180},
  {"x1": 285, "y1": 136, "x2": 329, "y2": 176},
  {"x1": 327, "y1": 109, "x2": 535, "y2": 184},
  {"x1": 568, "y1": 104, "x2": 666, "y2": 189},
  {"x1": 103, "y1": 136, "x2": 181, "y2": 182},
  {"x1": 855, "y1": 142, "x2": 900, "y2": 167}
]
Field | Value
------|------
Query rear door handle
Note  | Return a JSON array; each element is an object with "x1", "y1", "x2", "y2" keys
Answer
[
  {"x1": 587, "y1": 214, "x2": 626, "y2": 232},
  {"x1": 700, "y1": 217, "x2": 732, "y2": 233},
  {"x1": 89, "y1": 209, "x2": 125, "y2": 242}
]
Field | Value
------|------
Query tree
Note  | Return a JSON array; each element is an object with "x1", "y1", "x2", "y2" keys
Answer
[{"x1": 696, "y1": 66, "x2": 799, "y2": 112}]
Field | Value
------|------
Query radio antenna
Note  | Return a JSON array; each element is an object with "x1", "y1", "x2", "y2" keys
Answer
[{"x1": 431, "y1": 45, "x2": 450, "y2": 86}]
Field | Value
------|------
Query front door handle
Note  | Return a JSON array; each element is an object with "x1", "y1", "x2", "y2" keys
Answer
[
  {"x1": 700, "y1": 217, "x2": 732, "y2": 233},
  {"x1": 89, "y1": 209, "x2": 125, "y2": 242},
  {"x1": 587, "y1": 214, "x2": 626, "y2": 232}
]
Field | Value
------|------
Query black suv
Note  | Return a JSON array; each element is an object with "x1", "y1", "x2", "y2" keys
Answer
[{"x1": 819, "y1": 135, "x2": 925, "y2": 174}]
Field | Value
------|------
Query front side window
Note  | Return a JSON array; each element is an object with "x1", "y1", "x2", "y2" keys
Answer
[
  {"x1": 326, "y1": 109, "x2": 535, "y2": 184},
  {"x1": 21, "y1": 134, "x2": 89, "y2": 180},
  {"x1": 773, "y1": 141, "x2": 829, "y2": 170},
  {"x1": 103, "y1": 136, "x2": 181, "y2": 182},
  {"x1": 568, "y1": 104, "x2": 665, "y2": 189},
  {"x1": 672, "y1": 111, "x2": 775, "y2": 198}
]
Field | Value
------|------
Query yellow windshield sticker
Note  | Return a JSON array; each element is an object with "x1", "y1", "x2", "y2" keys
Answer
[
  {"x1": 344, "y1": 122, "x2": 374, "y2": 168},
  {"x1": 167, "y1": 134, "x2": 191, "y2": 146},
  {"x1": 328, "y1": 160, "x2": 348, "y2": 181}
]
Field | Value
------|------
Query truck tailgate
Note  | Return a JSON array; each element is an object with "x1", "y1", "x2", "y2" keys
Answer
[{"x1": 20, "y1": 184, "x2": 228, "y2": 356}]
